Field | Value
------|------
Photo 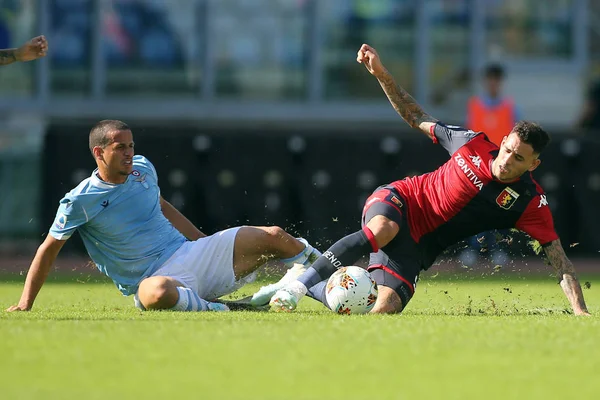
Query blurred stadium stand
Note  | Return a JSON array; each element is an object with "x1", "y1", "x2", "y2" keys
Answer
[{"x1": 1, "y1": 0, "x2": 600, "y2": 257}]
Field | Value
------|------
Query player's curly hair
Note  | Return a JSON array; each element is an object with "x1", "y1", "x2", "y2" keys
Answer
[
  {"x1": 512, "y1": 121, "x2": 550, "y2": 155},
  {"x1": 89, "y1": 120, "x2": 131, "y2": 155}
]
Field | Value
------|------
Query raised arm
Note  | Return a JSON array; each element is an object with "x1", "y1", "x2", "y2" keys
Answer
[
  {"x1": 357, "y1": 43, "x2": 437, "y2": 137},
  {"x1": 543, "y1": 239, "x2": 590, "y2": 316},
  {"x1": 6, "y1": 235, "x2": 66, "y2": 311},
  {"x1": 0, "y1": 35, "x2": 48, "y2": 66},
  {"x1": 160, "y1": 196, "x2": 206, "y2": 240}
]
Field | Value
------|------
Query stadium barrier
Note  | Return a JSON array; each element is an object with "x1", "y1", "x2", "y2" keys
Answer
[{"x1": 42, "y1": 123, "x2": 600, "y2": 256}]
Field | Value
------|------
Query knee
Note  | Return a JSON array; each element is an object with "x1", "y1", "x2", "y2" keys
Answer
[
  {"x1": 263, "y1": 226, "x2": 286, "y2": 239},
  {"x1": 370, "y1": 286, "x2": 404, "y2": 314},
  {"x1": 365, "y1": 216, "x2": 400, "y2": 248},
  {"x1": 137, "y1": 277, "x2": 178, "y2": 310},
  {"x1": 260, "y1": 226, "x2": 288, "y2": 247}
]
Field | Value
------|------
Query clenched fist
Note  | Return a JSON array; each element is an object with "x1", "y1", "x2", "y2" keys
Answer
[
  {"x1": 16, "y1": 35, "x2": 48, "y2": 62},
  {"x1": 356, "y1": 44, "x2": 386, "y2": 78}
]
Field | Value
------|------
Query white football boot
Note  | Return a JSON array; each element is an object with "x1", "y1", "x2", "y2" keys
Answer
[
  {"x1": 269, "y1": 280, "x2": 308, "y2": 312},
  {"x1": 250, "y1": 238, "x2": 321, "y2": 306}
]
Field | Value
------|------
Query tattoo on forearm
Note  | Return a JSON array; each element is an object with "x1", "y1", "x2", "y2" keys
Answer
[
  {"x1": 544, "y1": 239, "x2": 589, "y2": 313},
  {"x1": 543, "y1": 239, "x2": 576, "y2": 279},
  {"x1": 377, "y1": 70, "x2": 436, "y2": 128},
  {"x1": 0, "y1": 49, "x2": 17, "y2": 65}
]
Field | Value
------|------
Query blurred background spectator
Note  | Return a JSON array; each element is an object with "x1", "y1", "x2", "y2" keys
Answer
[
  {"x1": 466, "y1": 64, "x2": 520, "y2": 146},
  {"x1": 460, "y1": 62, "x2": 520, "y2": 268}
]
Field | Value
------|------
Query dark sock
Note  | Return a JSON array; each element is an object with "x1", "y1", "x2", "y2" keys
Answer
[
  {"x1": 297, "y1": 227, "x2": 378, "y2": 290},
  {"x1": 306, "y1": 280, "x2": 328, "y2": 307}
]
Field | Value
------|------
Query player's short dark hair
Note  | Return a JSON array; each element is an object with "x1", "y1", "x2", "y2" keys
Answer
[
  {"x1": 89, "y1": 120, "x2": 130, "y2": 155},
  {"x1": 512, "y1": 121, "x2": 550, "y2": 154},
  {"x1": 484, "y1": 63, "x2": 505, "y2": 79}
]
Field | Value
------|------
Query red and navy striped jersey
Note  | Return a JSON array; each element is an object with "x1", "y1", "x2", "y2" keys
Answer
[{"x1": 390, "y1": 122, "x2": 558, "y2": 263}]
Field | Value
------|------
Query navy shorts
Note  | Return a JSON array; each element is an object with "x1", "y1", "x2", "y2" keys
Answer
[{"x1": 361, "y1": 186, "x2": 424, "y2": 309}]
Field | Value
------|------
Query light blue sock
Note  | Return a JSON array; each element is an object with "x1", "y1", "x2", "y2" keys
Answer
[
  {"x1": 170, "y1": 287, "x2": 209, "y2": 311},
  {"x1": 280, "y1": 248, "x2": 309, "y2": 268},
  {"x1": 280, "y1": 238, "x2": 319, "y2": 268}
]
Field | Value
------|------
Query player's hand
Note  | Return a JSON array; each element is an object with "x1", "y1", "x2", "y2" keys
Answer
[
  {"x1": 6, "y1": 304, "x2": 30, "y2": 312},
  {"x1": 357, "y1": 44, "x2": 385, "y2": 77},
  {"x1": 15, "y1": 35, "x2": 48, "y2": 62}
]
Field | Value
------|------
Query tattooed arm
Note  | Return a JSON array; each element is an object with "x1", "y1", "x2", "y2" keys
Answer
[
  {"x1": 543, "y1": 239, "x2": 590, "y2": 316},
  {"x1": 0, "y1": 49, "x2": 17, "y2": 66},
  {"x1": 356, "y1": 43, "x2": 437, "y2": 137},
  {"x1": 0, "y1": 35, "x2": 48, "y2": 66}
]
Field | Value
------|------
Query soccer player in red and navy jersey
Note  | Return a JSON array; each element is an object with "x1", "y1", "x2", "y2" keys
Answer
[{"x1": 263, "y1": 44, "x2": 590, "y2": 316}]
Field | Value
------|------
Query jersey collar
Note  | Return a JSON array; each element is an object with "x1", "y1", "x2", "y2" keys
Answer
[{"x1": 90, "y1": 169, "x2": 121, "y2": 189}]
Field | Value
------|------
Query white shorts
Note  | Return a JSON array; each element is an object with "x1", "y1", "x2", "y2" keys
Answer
[{"x1": 134, "y1": 227, "x2": 257, "y2": 308}]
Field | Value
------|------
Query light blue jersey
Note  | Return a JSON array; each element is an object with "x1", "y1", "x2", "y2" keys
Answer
[{"x1": 49, "y1": 155, "x2": 186, "y2": 295}]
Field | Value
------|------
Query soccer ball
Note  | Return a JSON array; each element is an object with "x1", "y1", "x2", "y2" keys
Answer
[{"x1": 325, "y1": 266, "x2": 378, "y2": 315}]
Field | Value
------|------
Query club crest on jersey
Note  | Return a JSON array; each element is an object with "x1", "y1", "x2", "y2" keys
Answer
[
  {"x1": 496, "y1": 187, "x2": 520, "y2": 210},
  {"x1": 134, "y1": 172, "x2": 149, "y2": 188},
  {"x1": 390, "y1": 195, "x2": 403, "y2": 207}
]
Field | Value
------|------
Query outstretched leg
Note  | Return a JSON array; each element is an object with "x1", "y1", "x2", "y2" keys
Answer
[
  {"x1": 270, "y1": 215, "x2": 400, "y2": 312},
  {"x1": 269, "y1": 187, "x2": 406, "y2": 312},
  {"x1": 232, "y1": 226, "x2": 308, "y2": 278},
  {"x1": 232, "y1": 226, "x2": 322, "y2": 306},
  {"x1": 136, "y1": 226, "x2": 318, "y2": 312}
]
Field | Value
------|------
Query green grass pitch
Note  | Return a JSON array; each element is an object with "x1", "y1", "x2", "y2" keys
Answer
[{"x1": 1, "y1": 274, "x2": 599, "y2": 399}]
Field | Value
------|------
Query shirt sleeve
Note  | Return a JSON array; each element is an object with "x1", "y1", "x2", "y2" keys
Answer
[
  {"x1": 48, "y1": 196, "x2": 89, "y2": 240},
  {"x1": 430, "y1": 122, "x2": 481, "y2": 155},
  {"x1": 515, "y1": 195, "x2": 559, "y2": 246}
]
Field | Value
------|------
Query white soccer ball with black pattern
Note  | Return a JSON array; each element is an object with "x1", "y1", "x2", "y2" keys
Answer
[{"x1": 325, "y1": 266, "x2": 378, "y2": 315}]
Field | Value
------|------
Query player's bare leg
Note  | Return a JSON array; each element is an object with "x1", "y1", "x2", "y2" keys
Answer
[
  {"x1": 230, "y1": 226, "x2": 322, "y2": 307},
  {"x1": 232, "y1": 226, "x2": 306, "y2": 278},
  {"x1": 364, "y1": 215, "x2": 399, "y2": 248},
  {"x1": 370, "y1": 285, "x2": 403, "y2": 314}
]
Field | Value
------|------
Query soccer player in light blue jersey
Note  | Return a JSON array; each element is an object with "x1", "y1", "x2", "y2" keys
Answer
[{"x1": 7, "y1": 120, "x2": 319, "y2": 312}]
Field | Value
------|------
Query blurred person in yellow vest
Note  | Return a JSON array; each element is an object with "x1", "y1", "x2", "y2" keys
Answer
[{"x1": 467, "y1": 64, "x2": 521, "y2": 146}]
